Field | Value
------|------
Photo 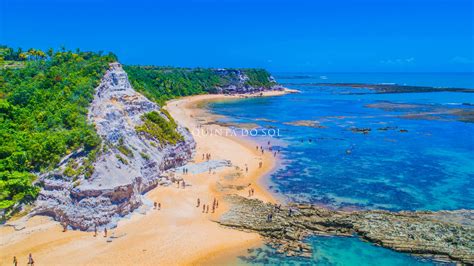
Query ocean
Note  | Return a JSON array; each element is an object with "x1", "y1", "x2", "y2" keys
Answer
[{"x1": 207, "y1": 72, "x2": 474, "y2": 265}]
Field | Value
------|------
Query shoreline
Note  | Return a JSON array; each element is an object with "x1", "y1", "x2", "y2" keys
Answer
[
  {"x1": 0, "y1": 89, "x2": 291, "y2": 265},
  {"x1": 164, "y1": 90, "x2": 287, "y2": 264}
]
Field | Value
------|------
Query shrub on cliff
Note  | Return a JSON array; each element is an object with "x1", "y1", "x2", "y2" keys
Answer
[{"x1": 136, "y1": 110, "x2": 184, "y2": 145}]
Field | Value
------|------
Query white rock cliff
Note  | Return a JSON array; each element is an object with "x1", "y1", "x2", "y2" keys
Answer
[{"x1": 34, "y1": 63, "x2": 195, "y2": 230}]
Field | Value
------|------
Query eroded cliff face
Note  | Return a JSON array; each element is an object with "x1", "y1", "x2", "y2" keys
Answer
[{"x1": 34, "y1": 63, "x2": 195, "y2": 230}]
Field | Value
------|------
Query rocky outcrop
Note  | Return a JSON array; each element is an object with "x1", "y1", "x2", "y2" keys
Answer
[
  {"x1": 218, "y1": 195, "x2": 474, "y2": 264},
  {"x1": 211, "y1": 69, "x2": 283, "y2": 94},
  {"x1": 216, "y1": 84, "x2": 284, "y2": 95},
  {"x1": 34, "y1": 63, "x2": 195, "y2": 230}
]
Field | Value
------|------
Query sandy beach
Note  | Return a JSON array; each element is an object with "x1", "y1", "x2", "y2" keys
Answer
[{"x1": 0, "y1": 90, "x2": 290, "y2": 265}]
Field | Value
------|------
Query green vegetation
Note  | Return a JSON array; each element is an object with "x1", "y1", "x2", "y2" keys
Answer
[
  {"x1": 140, "y1": 152, "x2": 150, "y2": 160},
  {"x1": 1, "y1": 46, "x2": 46, "y2": 69},
  {"x1": 124, "y1": 66, "x2": 275, "y2": 105},
  {"x1": 0, "y1": 46, "x2": 277, "y2": 217},
  {"x1": 136, "y1": 110, "x2": 183, "y2": 145},
  {"x1": 117, "y1": 138, "x2": 134, "y2": 158},
  {"x1": 0, "y1": 46, "x2": 116, "y2": 212},
  {"x1": 115, "y1": 154, "x2": 129, "y2": 165},
  {"x1": 243, "y1": 69, "x2": 275, "y2": 87}
]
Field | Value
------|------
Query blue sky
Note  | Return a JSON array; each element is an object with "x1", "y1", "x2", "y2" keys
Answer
[{"x1": 1, "y1": 0, "x2": 472, "y2": 72}]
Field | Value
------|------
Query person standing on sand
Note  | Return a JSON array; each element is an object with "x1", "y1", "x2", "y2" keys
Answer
[
  {"x1": 197, "y1": 198, "x2": 200, "y2": 207},
  {"x1": 245, "y1": 165, "x2": 248, "y2": 173},
  {"x1": 104, "y1": 228, "x2": 108, "y2": 238},
  {"x1": 154, "y1": 202, "x2": 157, "y2": 209},
  {"x1": 13, "y1": 256, "x2": 17, "y2": 266},
  {"x1": 158, "y1": 203, "x2": 161, "y2": 210},
  {"x1": 202, "y1": 204, "x2": 206, "y2": 213},
  {"x1": 216, "y1": 200, "x2": 219, "y2": 208},
  {"x1": 206, "y1": 205, "x2": 209, "y2": 213},
  {"x1": 182, "y1": 181, "x2": 186, "y2": 189},
  {"x1": 27, "y1": 253, "x2": 34, "y2": 266}
]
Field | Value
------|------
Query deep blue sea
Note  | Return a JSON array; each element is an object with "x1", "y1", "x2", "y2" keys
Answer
[{"x1": 207, "y1": 72, "x2": 474, "y2": 265}]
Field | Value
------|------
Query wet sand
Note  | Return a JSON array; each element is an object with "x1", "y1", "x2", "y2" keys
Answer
[{"x1": 0, "y1": 90, "x2": 290, "y2": 265}]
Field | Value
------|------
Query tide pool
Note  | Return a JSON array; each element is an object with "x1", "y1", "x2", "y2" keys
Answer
[{"x1": 237, "y1": 236, "x2": 447, "y2": 266}]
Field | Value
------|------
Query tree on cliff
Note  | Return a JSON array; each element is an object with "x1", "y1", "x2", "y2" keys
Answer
[{"x1": 0, "y1": 46, "x2": 116, "y2": 216}]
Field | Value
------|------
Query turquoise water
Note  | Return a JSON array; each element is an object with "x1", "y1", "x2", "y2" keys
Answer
[
  {"x1": 239, "y1": 236, "x2": 441, "y2": 266},
  {"x1": 275, "y1": 72, "x2": 474, "y2": 89},
  {"x1": 208, "y1": 73, "x2": 473, "y2": 265}
]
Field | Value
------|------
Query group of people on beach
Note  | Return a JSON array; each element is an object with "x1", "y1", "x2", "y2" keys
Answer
[
  {"x1": 197, "y1": 197, "x2": 219, "y2": 213},
  {"x1": 202, "y1": 153, "x2": 212, "y2": 161},
  {"x1": 248, "y1": 188, "x2": 255, "y2": 197},
  {"x1": 92, "y1": 225, "x2": 109, "y2": 238},
  {"x1": 13, "y1": 253, "x2": 34, "y2": 266},
  {"x1": 154, "y1": 201, "x2": 162, "y2": 210},
  {"x1": 256, "y1": 141, "x2": 280, "y2": 158},
  {"x1": 182, "y1": 167, "x2": 189, "y2": 175}
]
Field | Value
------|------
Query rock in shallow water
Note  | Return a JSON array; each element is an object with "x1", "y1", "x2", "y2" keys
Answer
[{"x1": 218, "y1": 195, "x2": 474, "y2": 264}]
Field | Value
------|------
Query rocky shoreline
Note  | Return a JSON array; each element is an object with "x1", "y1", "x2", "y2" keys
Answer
[{"x1": 218, "y1": 195, "x2": 474, "y2": 264}]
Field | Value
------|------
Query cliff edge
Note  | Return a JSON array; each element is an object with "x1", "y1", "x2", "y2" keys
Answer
[{"x1": 33, "y1": 63, "x2": 195, "y2": 230}]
